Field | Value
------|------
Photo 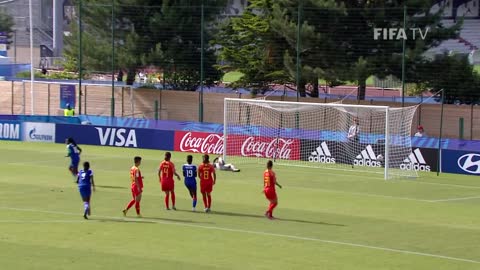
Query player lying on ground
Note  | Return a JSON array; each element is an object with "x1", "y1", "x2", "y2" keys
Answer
[{"x1": 213, "y1": 156, "x2": 240, "y2": 172}]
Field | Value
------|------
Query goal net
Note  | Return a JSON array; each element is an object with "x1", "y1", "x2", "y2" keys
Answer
[{"x1": 223, "y1": 98, "x2": 419, "y2": 179}]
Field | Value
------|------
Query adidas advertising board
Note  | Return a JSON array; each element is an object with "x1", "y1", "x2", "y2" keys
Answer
[
  {"x1": 354, "y1": 144, "x2": 382, "y2": 167},
  {"x1": 308, "y1": 141, "x2": 336, "y2": 163},
  {"x1": 400, "y1": 148, "x2": 431, "y2": 171},
  {"x1": 300, "y1": 140, "x2": 337, "y2": 163}
]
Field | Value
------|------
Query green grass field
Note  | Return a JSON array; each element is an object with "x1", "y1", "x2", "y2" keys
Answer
[{"x1": 1, "y1": 141, "x2": 480, "y2": 270}]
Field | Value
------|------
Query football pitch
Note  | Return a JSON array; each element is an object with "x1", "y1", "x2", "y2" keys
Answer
[{"x1": 1, "y1": 141, "x2": 479, "y2": 270}]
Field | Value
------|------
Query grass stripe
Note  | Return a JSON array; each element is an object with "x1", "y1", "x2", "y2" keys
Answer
[{"x1": 2, "y1": 206, "x2": 479, "y2": 265}]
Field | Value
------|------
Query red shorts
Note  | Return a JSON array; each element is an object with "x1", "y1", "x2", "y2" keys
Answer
[
  {"x1": 131, "y1": 186, "x2": 142, "y2": 197},
  {"x1": 161, "y1": 179, "x2": 174, "y2": 192},
  {"x1": 200, "y1": 181, "x2": 213, "y2": 193},
  {"x1": 264, "y1": 188, "x2": 277, "y2": 201}
]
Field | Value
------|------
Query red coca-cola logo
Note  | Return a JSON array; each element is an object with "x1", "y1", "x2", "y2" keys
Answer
[
  {"x1": 239, "y1": 136, "x2": 299, "y2": 160},
  {"x1": 174, "y1": 131, "x2": 224, "y2": 154}
]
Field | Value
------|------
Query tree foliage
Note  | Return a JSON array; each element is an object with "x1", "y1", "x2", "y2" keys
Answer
[
  {"x1": 64, "y1": 0, "x2": 227, "y2": 89},
  {"x1": 0, "y1": 8, "x2": 14, "y2": 49},
  {"x1": 215, "y1": 0, "x2": 291, "y2": 93},
  {"x1": 416, "y1": 53, "x2": 480, "y2": 104},
  {"x1": 217, "y1": 0, "x2": 462, "y2": 99}
]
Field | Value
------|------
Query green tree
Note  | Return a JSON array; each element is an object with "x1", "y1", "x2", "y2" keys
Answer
[
  {"x1": 270, "y1": 0, "x2": 459, "y2": 99},
  {"x1": 215, "y1": 0, "x2": 291, "y2": 94},
  {"x1": 416, "y1": 53, "x2": 480, "y2": 104},
  {"x1": 64, "y1": 0, "x2": 227, "y2": 89},
  {"x1": 0, "y1": 8, "x2": 14, "y2": 50}
]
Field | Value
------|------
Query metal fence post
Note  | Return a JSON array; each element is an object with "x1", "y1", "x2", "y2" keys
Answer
[
  {"x1": 47, "y1": 83, "x2": 51, "y2": 116},
  {"x1": 11, "y1": 81, "x2": 14, "y2": 114},
  {"x1": 459, "y1": 117, "x2": 464, "y2": 140}
]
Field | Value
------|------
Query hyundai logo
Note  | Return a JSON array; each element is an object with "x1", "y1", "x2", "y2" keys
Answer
[{"x1": 457, "y1": 154, "x2": 480, "y2": 174}]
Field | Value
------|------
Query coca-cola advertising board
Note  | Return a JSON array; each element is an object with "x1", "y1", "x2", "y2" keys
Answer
[
  {"x1": 174, "y1": 131, "x2": 300, "y2": 160},
  {"x1": 227, "y1": 134, "x2": 300, "y2": 160},
  {"x1": 174, "y1": 131, "x2": 224, "y2": 154}
]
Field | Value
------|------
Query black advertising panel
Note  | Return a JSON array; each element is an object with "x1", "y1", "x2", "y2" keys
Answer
[{"x1": 300, "y1": 139, "x2": 439, "y2": 172}]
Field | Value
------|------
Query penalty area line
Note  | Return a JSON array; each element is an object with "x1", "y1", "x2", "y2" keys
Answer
[
  {"x1": 0, "y1": 206, "x2": 479, "y2": 265},
  {"x1": 429, "y1": 196, "x2": 480, "y2": 203}
]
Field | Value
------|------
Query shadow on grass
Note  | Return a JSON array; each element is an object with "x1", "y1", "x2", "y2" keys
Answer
[
  {"x1": 177, "y1": 209, "x2": 344, "y2": 226},
  {"x1": 96, "y1": 185, "x2": 128, "y2": 189},
  {"x1": 92, "y1": 216, "x2": 204, "y2": 224}
]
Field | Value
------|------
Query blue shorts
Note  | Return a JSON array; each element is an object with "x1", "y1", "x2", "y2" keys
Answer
[
  {"x1": 79, "y1": 186, "x2": 91, "y2": 198},
  {"x1": 70, "y1": 160, "x2": 79, "y2": 169},
  {"x1": 184, "y1": 180, "x2": 197, "y2": 192}
]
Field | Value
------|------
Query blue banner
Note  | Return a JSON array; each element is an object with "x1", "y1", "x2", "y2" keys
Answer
[
  {"x1": 60, "y1": 85, "x2": 76, "y2": 109},
  {"x1": 442, "y1": 149, "x2": 480, "y2": 176},
  {"x1": 55, "y1": 124, "x2": 174, "y2": 150},
  {"x1": 0, "y1": 120, "x2": 21, "y2": 141}
]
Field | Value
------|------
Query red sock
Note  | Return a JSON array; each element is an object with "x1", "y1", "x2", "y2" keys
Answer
[
  {"x1": 135, "y1": 201, "x2": 140, "y2": 215},
  {"x1": 268, "y1": 202, "x2": 278, "y2": 215},
  {"x1": 207, "y1": 194, "x2": 212, "y2": 209},
  {"x1": 165, "y1": 193, "x2": 170, "y2": 209},
  {"x1": 171, "y1": 191, "x2": 176, "y2": 206},
  {"x1": 126, "y1": 199, "x2": 135, "y2": 210},
  {"x1": 202, "y1": 194, "x2": 208, "y2": 208}
]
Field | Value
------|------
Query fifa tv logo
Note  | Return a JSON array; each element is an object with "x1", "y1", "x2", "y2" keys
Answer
[{"x1": 373, "y1": 28, "x2": 429, "y2": 40}]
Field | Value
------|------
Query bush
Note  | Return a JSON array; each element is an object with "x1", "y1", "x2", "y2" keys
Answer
[
  {"x1": 16, "y1": 71, "x2": 47, "y2": 79},
  {"x1": 136, "y1": 83, "x2": 158, "y2": 89},
  {"x1": 47, "y1": 71, "x2": 78, "y2": 80}
]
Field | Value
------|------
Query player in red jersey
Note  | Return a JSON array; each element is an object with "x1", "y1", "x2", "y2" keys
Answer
[
  {"x1": 263, "y1": 160, "x2": 282, "y2": 219},
  {"x1": 198, "y1": 154, "x2": 216, "y2": 212},
  {"x1": 123, "y1": 156, "x2": 143, "y2": 217},
  {"x1": 158, "y1": 152, "x2": 181, "y2": 210}
]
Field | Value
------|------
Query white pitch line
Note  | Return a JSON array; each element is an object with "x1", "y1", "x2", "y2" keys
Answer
[
  {"x1": 0, "y1": 220, "x2": 94, "y2": 224},
  {"x1": 430, "y1": 196, "x2": 480, "y2": 203},
  {"x1": 1, "y1": 206, "x2": 479, "y2": 265}
]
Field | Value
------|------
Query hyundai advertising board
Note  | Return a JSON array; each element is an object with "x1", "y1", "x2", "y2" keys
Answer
[{"x1": 442, "y1": 150, "x2": 480, "y2": 175}]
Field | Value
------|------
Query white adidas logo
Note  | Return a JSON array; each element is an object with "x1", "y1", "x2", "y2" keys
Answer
[
  {"x1": 354, "y1": 145, "x2": 382, "y2": 167},
  {"x1": 400, "y1": 148, "x2": 431, "y2": 171},
  {"x1": 308, "y1": 142, "x2": 336, "y2": 163}
]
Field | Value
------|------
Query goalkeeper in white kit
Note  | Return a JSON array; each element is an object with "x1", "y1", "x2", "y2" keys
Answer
[{"x1": 213, "y1": 156, "x2": 240, "y2": 172}]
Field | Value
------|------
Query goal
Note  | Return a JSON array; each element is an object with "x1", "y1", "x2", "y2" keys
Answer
[{"x1": 222, "y1": 98, "x2": 418, "y2": 179}]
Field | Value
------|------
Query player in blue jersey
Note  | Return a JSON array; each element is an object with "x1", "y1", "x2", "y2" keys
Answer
[
  {"x1": 182, "y1": 155, "x2": 198, "y2": 211},
  {"x1": 66, "y1": 138, "x2": 82, "y2": 181},
  {"x1": 77, "y1": 161, "x2": 95, "y2": 219}
]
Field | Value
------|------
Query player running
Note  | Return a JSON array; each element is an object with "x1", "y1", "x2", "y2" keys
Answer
[
  {"x1": 65, "y1": 138, "x2": 82, "y2": 181},
  {"x1": 198, "y1": 154, "x2": 216, "y2": 213},
  {"x1": 182, "y1": 155, "x2": 198, "y2": 211},
  {"x1": 77, "y1": 161, "x2": 95, "y2": 219},
  {"x1": 158, "y1": 152, "x2": 181, "y2": 210},
  {"x1": 263, "y1": 160, "x2": 282, "y2": 220},
  {"x1": 123, "y1": 156, "x2": 143, "y2": 217}
]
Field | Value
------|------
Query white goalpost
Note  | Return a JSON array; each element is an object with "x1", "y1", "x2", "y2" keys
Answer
[{"x1": 223, "y1": 98, "x2": 418, "y2": 179}]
